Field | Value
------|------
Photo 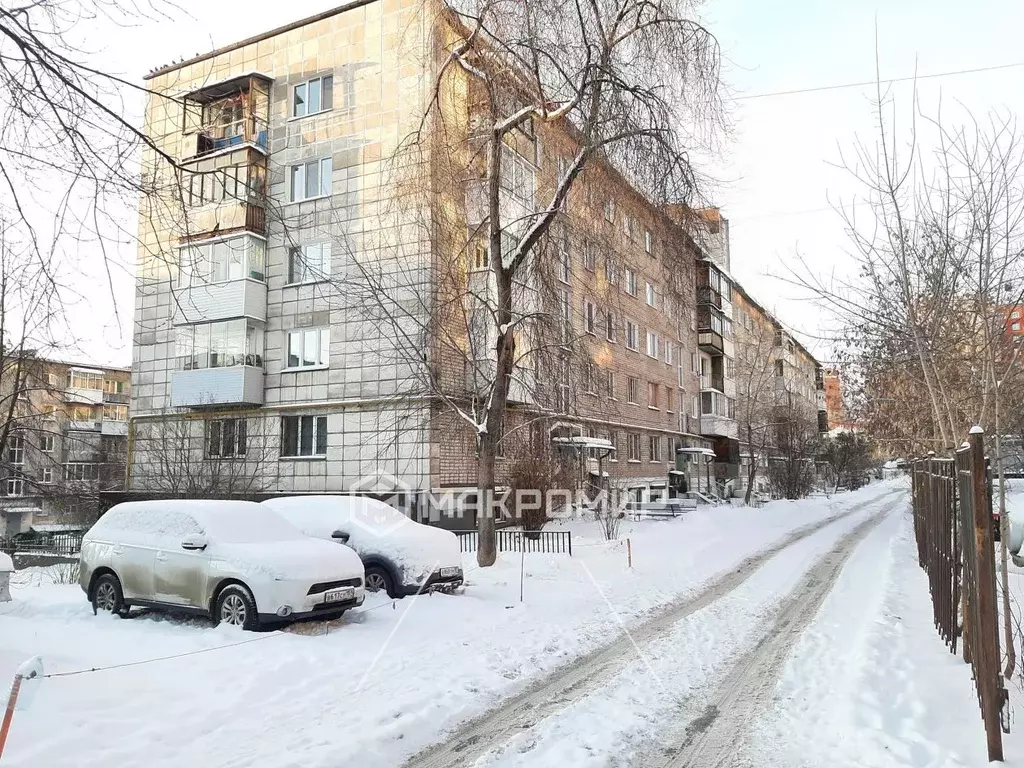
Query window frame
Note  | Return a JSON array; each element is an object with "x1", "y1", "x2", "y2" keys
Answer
[
  {"x1": 626, "y1": 376, "x2": 639, "y2": 404},
  {"x1": 280, "y1": 414, "x2": 329, "y2": 458},
  {"x1": 287, "y1": 243, "x2": 331, "y2": 285},
  {"x1": 648, "y1": 381, "x2": 660, "y2": 409},
  {"x1": 625, "y1": 268, "x2": 638, "y2": 296},
  {"x1": 292, "y1": 74, "x2": 334, "y2": 119},
  {"x1": 206, "y1": 417, "x2": 248, "y2": 459},
  {"x1": 583, "y1": 299, "x2": 597, "y2": 335},
  {"x1": 625, "y1": 320, "x2": 639, "y2": 351},
  {"x1": 284, "y1": 327, "x2": 330, "y2": 371},
  {"x1": 627, "y1": 433, "x2": 641, "y2": 462},
  {"x1": 289, "y1": 157, "x2": 333, "y2": 202}
]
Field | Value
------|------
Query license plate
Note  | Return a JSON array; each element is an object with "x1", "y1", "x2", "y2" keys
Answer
[
  {"x1": 439, "y1": 567, "x2": 460, "y2": 578},
  {"x1": 323, "y1": 587, "x2": 354, "y2": 603}
]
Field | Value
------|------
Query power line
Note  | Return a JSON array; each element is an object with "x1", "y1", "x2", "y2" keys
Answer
[{"x1": 738, "y1": 61, "x2": 1024, "y2": 101}]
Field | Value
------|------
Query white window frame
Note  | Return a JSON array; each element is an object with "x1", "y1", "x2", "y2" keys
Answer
[
  {"x1": 40, "y1": 434, "x2": 54, "y2": 453},
  {"x1": 40, "y1": 467, "x2": 53, "y2": 484},
  {"x1": 605, "y1": 311, "x2": 617, "y2": 343},
  {"x1": 281, "y1": 415, "x2": 329, "y2": 458},
  {"x1": 649, "y1": 434, "x2": 662, "y2": 462},
  {"x1": 646, "y1": 330, "x2": 659, "y2": 359},
  {"x1": 625, "y1": 320, "x2": 638, "y2": 351},
  {"x1": 285, "y1": 328, "x2": 330, "y2": 370},
  {"x1": 288, "y1": 243, "x2": 331, "y2": 285},
  {"x1": 606, "y1": 370, "x2": 616, "y2": 399},
  {"x1": 648, "y1": 381, "x2": 660, "y2": 409},
  {"x1": 646, "y1": 281, "x2": 657, "y2": 307},
  {"x1": 627, "y1": 433, "x2": 641, "y2": 462},
  {"x1": 290, "y1": 157, "x2": 333, "y2": 202},
  {"x1": 627, "y1": 376, "x2": 639, "y2": 404},
  {"x1": 292, "y1": 74, "x2": 334, "y2": 118},
  {"x1": 645, "y1": 230, "x2": 653, "y2": 254},
  {"x1": 625, "y1": 268, "x2": 638, "y2": 296},
  {"x1": 583, "y1": 300, "x2": 596, "y2": 335},
  {"x1": 583, "y1": 242, "x2": 596, "y2": 271}
]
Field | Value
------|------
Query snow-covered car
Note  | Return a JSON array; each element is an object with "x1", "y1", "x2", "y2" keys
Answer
[
  {"x1": 261, "y1": 496, "x2": 464, "y2": 598},
  {"x1": 79, "y1": 500, "x2": 365, "y2": 630}
]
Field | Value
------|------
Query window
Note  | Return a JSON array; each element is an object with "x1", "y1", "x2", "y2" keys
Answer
[
  {"x1": 207, "y1": 418, "x2": 247, "y2": 458},
  {"x1": 40, "y1": 434, "x2": 54, "y2": 453},
  {"x1": 646, "y1": 282, "x2": 657, "y2": 307},
  {"x1": 1013, "y1": 311, "x2": 1021, "y2": 319},
  {"x1": 6, "y1": 474, "x2": 23, "y2": 497},
  {"x1": 606, "y1": 370, "x2": 616, "y2": 398},
  {"x1": 103, "y1": 379, "x2": 124, "y2": 394},
  {"x1": 500, "y1": 146, "x2": 536, "y2": 205},
  {"x1": 558, "y1": 238, "x2": 572, "y2": 284},
  {"x1": 648, "y1": 381, "x2": 660, "y2": 408},
  {"x1": 625, "y1": 268, "x2": 638, "y2": 296},
  {"x1": 690, "y1": 308, "x2": 697, "y2": 332},
  {"x1": 69, "y1": 405, "x2": 94, "y2": 421},
  {"x1": 67, "y1": 371, "x2": 103, "y2": 390},
  {"x1": 626, "y1": 320, "x2": 639, "y2": 351},
  {"x1": 472, "y1": 244, "x2": 489, "y2": 271},
  {"x1": 692, "y1": 396, "x2": 700, "y2": 418},
  {"x1": 726, "y1": 357, "x2": 735, "y2": 379},
  {"x1": 47, "y1": 373, "x2": 60, "y2": 387},
  {"x1": 604, "y1": 255, "x2": 617, "y2": 285},
  {"x1": 103, "y1": 404, "x2": 128, "y2": 421},
  {"x1": 40, "y1": 467, "x2": 53, "y2": 484},
  {"x1": 646, "y1": 330, "x2": 659, "y2": 358},
  {"x1": 623, "y1": 214, "x2": 633, "y2": 238},
  {"x1": 583, "y1": 242, "x2": 596, "y2": 271},
  {"x1": 691, "y1": 352, "x2": 700, "y2": 374},
  {"x1": 557, "y1": 289, "x2": 572, "y2": 342},
  {"x1": 1014, "y1": 322, "x2": 1022, "y2": 332},
  {"x1": 286, "y1": 328, "x2": 330, "y2": 369},
  {"x1": 584, "y1": 364, "x2": 597, "y2": 394},
  {"x1": 604, "y1": 197, "x2": 616, "y2": 223},
  {"x1": 609, "y1": 432, "x2": 620, "y2": 461},
  {"x1": 776, "y1": 359, "x2": 785, "y2": 377},
  {"x1": 178, "y1": 234, "x2": 266, "y2": 285},
  {"x1": 288, "y1": 244, "x2": 331, "y2": 284},
  {"x1": 290, "y1": 157, "x2": 333, "y2": 202},
  {"x1": 645, "y1": 230, "x2": 653, "y2": 254},
  {"x1": 177, "y1": 320, "x2": 263, "y2": 370},
  {"x1": 664, "y1": 340, "x2": 674, "y2": 366},
  {"x1": 666, "y1": 388, "x2": 675, "y2": 412},
  {"x1": 281, "y1": 415, "x2": 328, "y2": 457},
  {"x1": 64, "y1": 463, "x2": 99, "y2": 482},
  {"x1": 627, "y1": 433, "x2": 641, "y2": 461},
  {"x1": 627, "y1": 376, "x2": 639, "y2": 404},
  {"x1": 649, "y1": 435, "x2": 662, "y2": 462},
  {"x1": 292, "y1": 74, "x2": 334, "y2": 118},
  {"x1": 556, "y1": 155, "x2": 570, "y2": 186},
  {"x1": 606, "y1": 311, "x2": 617, "y2": 342},
  {"x1": 7, "y1": 434, "x2": 24, "y2": 466},
  {"x1": 583, "y1": 300, "x2": 596, "y2": 335}
]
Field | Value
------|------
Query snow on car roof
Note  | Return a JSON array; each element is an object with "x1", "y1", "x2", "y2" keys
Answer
[{"x1": 94, "y1": 500, "x2": 306, "y2": 542}]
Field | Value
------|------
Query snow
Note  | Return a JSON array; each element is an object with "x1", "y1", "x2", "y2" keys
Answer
[
  {"x1": 262, "y1": 496, "x2": 461, "y2": 584},
  {"x1": 0, "y1": 483, "x2": 900, "y2": 767},
  {"x1": 971, "y1": 425, "x2": 985, "y2": 434},
  {"x1": 91, "y1": 500, "x2": 309, "y2": 544},
  {"x1": 0, "y1": 552, "x2": 12, "y2": 573}
]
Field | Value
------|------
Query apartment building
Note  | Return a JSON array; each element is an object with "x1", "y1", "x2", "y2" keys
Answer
[
  {"x1": 731, "y1": 283, "x2": 827, "y2": 497},
  {"x1": 129, "y1": 1, "x2": 762, "y2": 512},
  {"x1": 0, "y1": 357, "x2": 130, "y2": 536},
  {"x1": 823, "y1": 369, "x2": 849, "y2": 432}
]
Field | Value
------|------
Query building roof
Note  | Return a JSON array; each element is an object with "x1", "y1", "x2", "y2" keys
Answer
[
  {"x1": 144, "y1": 0, "x2": 378, "y2": 80},
  {"x1": 731, "y1": 280, "x2": 822, "y2": 370}
]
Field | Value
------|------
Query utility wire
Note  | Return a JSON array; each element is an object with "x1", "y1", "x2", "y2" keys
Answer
[{"x1": 738, "y1": 61, "x2": 1024, "y2": 101}]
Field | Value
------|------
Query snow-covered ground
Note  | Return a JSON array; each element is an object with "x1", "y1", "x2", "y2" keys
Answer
[{"x1": 0, "y1": 484, "x2": 895, "y2": 768}]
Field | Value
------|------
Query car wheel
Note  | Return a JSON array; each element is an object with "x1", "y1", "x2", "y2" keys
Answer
[
  {"x1": 92, "y1": 574, "x2": 129, "y2": 617},
  {"x1": 214, "y1": 584, "x2": 259, "y2": 630},
  {"x1": 364, "y1": 566, "x2": 396, "y2": 597}
]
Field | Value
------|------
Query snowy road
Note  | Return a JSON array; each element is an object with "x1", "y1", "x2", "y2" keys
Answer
[{"x1": 406, "y1": 488, "x2": 903, "y2": 768}]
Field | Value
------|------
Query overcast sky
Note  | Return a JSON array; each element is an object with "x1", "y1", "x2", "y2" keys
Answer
[{"x1": 73, "y1": 0, "x2": 1024, "y2": 367}]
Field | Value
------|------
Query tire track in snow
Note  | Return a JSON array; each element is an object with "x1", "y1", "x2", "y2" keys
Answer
[
  {"x1": 403, "y1": 489, "x2": 904, "y2": 768},
  {"x1": 651, "y1": 503, "x2": 895, "y2": 768}
]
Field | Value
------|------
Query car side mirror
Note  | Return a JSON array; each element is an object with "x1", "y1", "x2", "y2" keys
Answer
[
  {"x1": 181, "y1": 533, "x2": 208, "y2": 551},
  {"x1": 331, "y1": 530, "x2": 351, "y2": 544}
]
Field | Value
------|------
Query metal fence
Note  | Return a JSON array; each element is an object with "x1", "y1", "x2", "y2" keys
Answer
[
  {"x1": 0, "y1": 533, "x2": 83, "y2": 559},
  {"x1": 911, "y1": 428, "x2": 1008, "y2": 761},
  {"x1": 456, "y1": 529, "x2": 572, "y2": 556}
]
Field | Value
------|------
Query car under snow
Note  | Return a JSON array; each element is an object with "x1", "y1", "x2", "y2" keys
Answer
[{"x1": 261, "y1": 495, "x2": 464, "y2": 598}]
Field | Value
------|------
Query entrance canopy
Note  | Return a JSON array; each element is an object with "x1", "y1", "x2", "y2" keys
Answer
[{"x1": 553, "y1": 436, "x2": 615, "y2": 452}]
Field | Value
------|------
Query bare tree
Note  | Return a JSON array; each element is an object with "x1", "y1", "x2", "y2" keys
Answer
[
  {"x1": 734, "y1": 306, "x2": 782, "y2": 504},
  {"x1": 820, "y1": 430, "x2": 873, "y2": 494},
  {"x1": 332, "y1": 0, "x2": 724, "y2": 566},
  {"x1": 128, "y1": 411, "x2": 278, "y2": 499},
  {"x1": 766, "y1": 402, "x2": 820, "y2": 500}
]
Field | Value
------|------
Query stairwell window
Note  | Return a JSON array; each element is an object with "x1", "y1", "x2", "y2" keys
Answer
[
  {"x1": 281, "y1": 415, "x2": 328, "y2": 458},
  {"x1": 290, "y1": 157, "x2": 332, "y2": 202},
  {"x1": 292, "y1": 75, "x2": 333, "y2": 118},
  {"x1": 288, "y1": 244, "x2": 331, "y2": 284},
  {"x1": 285, "y1": 328, "x2": 330, "y2": 370}
]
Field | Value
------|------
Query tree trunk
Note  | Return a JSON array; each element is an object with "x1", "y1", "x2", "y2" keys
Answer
[
  {"x1": 743, "y1": 424, "x2": 755, "y2": 505},
  {"x1": 476, "y1": 430, "x2": 497, "y2": 567},
  {"x1": 995, "y1": 423, "x2": 1016, "y2": 678}
]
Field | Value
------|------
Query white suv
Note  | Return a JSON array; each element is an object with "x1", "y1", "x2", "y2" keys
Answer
[{"x1": 80, "y1": 500, "x2": 365, "y2": 630}]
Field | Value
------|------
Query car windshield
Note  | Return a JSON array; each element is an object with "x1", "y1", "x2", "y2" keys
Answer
[{"x1": 200, "y1": 508, "x2": 307, "y2": 544}]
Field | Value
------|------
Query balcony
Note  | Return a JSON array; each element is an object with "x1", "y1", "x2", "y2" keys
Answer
[
  {"x1": 171, "y1": 366, "x2": 263, "y2": 408},
  {"x1": 696, "y1": 285, "x2": 723, "y2": 309},
  {"x1": 64, "y1": 387, "x2": 104, "y2": 405},
  {"x1": 701, "y1": 414, "x2": 738, "y2": 440},
  {"x1": 698, "y1": 331, "x2": 724, "y2": 355},
  {"x1": 700, "y1": 374, "x2": 725, "y2": 392},
  {"x1": 102, "y1": 391, "x2": 130, "y2": 405},
  {"x1": 67, "y1": 420, "x2": 101, "y2": 432},
  {"x1": 172, "y1": 279, "x2": 267, "y2": 325},
  {"x1": 183, "y1": 74, "x2": 271, "y2": 160},
  {"x1": 818, "y1": 411, "x2": 829, "y2": 433},
  {"x1": 101, "y1": 421, "x2": 129, "y2": 436}
]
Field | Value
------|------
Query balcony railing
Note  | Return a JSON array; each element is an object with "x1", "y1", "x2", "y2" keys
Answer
[
  {"x1": 698, "y1": 330, "x2": 724, "y2": 355},
  {"x1": 696, "y1": 285, "x2": 723, "y2": 309},
  {"x1": 193, "y1": 117, "x2": 268, "y2": 158},
  {"x1": 102, "y1": 391, "x2": 129, "y2": 404}
]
